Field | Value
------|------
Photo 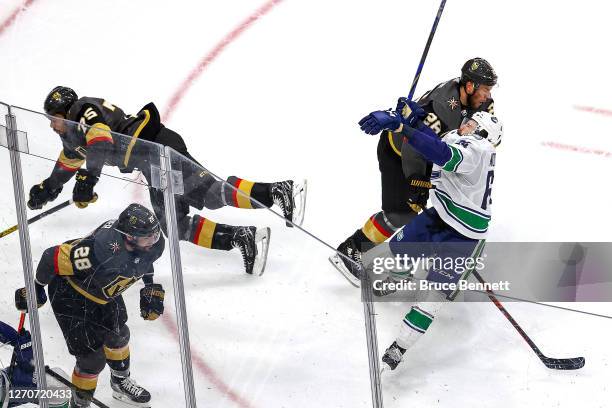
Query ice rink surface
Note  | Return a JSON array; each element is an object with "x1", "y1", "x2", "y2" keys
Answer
[{"x1": 0, "y1": 1, "x2": 611, "y2": 407}]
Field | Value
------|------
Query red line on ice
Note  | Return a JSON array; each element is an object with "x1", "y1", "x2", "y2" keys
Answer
[
  {"x1": 541, "y1": 141, "x2": 612, "y2": 158},
  {"x1": 0, "y1": 0, "x2": 36, "y2": 37},
  {"x1": 573, "y1": 105, "x2": 612, "y2": 118},
  {"x1": 161, "y1": 0, "x2": 284, "y2": 123},
  {"x1": 156, "y1": 2, "x2": 285, "y2": 406},
  {"x1": 161, "y1": 313, "x2": 256, "y2": 408}
]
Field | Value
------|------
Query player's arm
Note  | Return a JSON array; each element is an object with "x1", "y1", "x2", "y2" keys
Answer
[
  {"x1": 27, "y1": 147, "x2": 84, "y2": 210},
  {"x1": 0, "y1": 320, "x2": 18, "y2": 346},
  {"x1": 402, "y1": 126, "x2": 480, "y2": 174},
  {"x1": 73, "y1": 104, "x2": 114, "y2": 208},
  {"x1": 140, "y1": 238, "x2": 165, "y2": 320}
]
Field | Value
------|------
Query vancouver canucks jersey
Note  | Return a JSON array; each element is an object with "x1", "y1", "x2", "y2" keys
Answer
[{"x1": 429, "y1": 130, "x2": 496, "y2": 239}]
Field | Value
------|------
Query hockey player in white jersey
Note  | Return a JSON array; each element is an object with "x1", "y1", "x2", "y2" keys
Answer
[{"x1": 360, "y1": 105, "x2": 503, "y2": 371}]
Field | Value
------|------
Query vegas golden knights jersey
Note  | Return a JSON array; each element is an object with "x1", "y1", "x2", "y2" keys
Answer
[{"x1": 37, "y1": 219, "x2": 164, "y2": 304}]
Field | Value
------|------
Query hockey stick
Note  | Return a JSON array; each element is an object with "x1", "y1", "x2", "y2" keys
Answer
[
  {"x1": 0, "y1": 199, "x2": 72, "y2": 239},
  {"x1": 472, "y1": 270, "x2": 585, "y2": 370},
  {"x1": 406, "y1": 0, "x2": 447, "y2": 101},
  {"x1": 45, "y1": 366, "x2": 110, "y2": 408}
]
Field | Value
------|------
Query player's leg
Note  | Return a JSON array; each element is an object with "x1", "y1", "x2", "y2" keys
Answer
[
  {"x1": 331, "y1": 140, "x2": 417, "y2": 284},
  {"x1": 103, "y1": 297, "x2": 150, "y2": 407},
  {"x1": 381, "y1": 209, "x2": 482, "y2": 371},
  {"x1": 153, "y1": 126, "x2": 306, "y2": 226},
  {"x1": 48, "y1": 277, "x2": 107, "y2": 407},
  {"x1": 148, "y1": 185, "x2": 270, "y2": 275}
]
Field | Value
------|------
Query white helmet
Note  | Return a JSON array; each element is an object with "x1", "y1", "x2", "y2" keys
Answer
[{"x1": 462, "y1": 111, "x2": 503, "y2": 147}]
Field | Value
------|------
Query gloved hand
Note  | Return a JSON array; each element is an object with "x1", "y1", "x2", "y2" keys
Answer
[
  {"x1": 406, "y1": 174, "x2": 433, "y2": 213},
  {"x1": 358, "y1": 110, "x2": 403, "y2": 135},
  {"x1": 27, "y1": 179, "x2": 62, "y2": 210},
  {"x1": 73, "y1": 169, "x2": 99, "y2": 209},
  {"x1": 140, "y1": 283, "x2": 165, "y2": 320},
  {"x1": 396, "y1": 98, "x2": 427, "y2": 127},
  {"x1": 14, "y1": 283, "x2": 47, "y2": 312}
]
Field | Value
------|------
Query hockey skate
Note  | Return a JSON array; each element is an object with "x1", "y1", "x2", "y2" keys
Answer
[
  {"x1": 329, "y1": 236, "x2": 363, "y2": 287},
  {"x1": 111, "y1": 374, "x2": 151, "y2": 407},
  {"x1": 381, "y1": 341, "x2": 406, "y2": 373},
  {"x1": 271, "y1": 179, "x2": 307, "y2": 227},
  {"x1": 231, "y1": 226, "x2": 271, "y2": 276}
]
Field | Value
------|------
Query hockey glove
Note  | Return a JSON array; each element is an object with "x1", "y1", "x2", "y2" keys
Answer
[
  {"x1": 14, "y1": 282, "x2": 47, "y2": 312},
  {"x1": 406, "y1": 174, "x2": 432, "y2": 213},
  {"x1": 73, "y1": 169, "x2": 99, "y2": 209},
  {"x1": 27, "y1": 179, "x2": 62, "y2": 210},
  {"x1": 140, "y1": 283, "x2": 165, "y2": 320},
  {"x1": 396, "y1": 98, "x2": 426, "y2": 127},
  {"x1": 358, "y1": 110, "x2": 403, "y2": 135}
]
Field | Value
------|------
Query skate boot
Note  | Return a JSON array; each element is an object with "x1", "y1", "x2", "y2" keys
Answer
[
  {"x1": 271, "y1": 180, "x2": 307, "y2": 227},
  {"x1": 68, "y1": 392, "x2": 91, "y2": 408},
  {"x1": 110, "y1": 373, "x2": 151, "y2": 407},
  {"x1": 231, "y1": 226, "x2": 271, "y2": 276},
  {"x1": 381, "y1": 341, "x2": 406, "y2": 372},
  {"x1": 329, "y1": 235, "x2": 364, "y2": 287}
]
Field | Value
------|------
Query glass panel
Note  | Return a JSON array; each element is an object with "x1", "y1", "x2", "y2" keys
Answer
[
  {"x1": 169, "y1": 147, "x2": 372, "y2": 407},
  {"x1": 6, "y1": 105, "x2": 188, "y2": 407}
]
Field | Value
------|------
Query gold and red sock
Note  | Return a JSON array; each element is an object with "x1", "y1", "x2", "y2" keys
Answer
[{"x1": 226, "y1": 176, "x2": 273, "y2": 209}]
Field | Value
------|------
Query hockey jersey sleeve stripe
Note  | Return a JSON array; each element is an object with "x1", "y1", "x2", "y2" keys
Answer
[
  {"x1": 434, "y1": 190, "x2": 490, "y2": 232},
  {"x1": 442, "y1": 145, "x2": 463, "y2": 172},
  {"x1": 123, "y1": 109, "x2": 151, "y2": 168},
  {"x1": 85, "y1": 123, "x2": 114, "y2": 146},
  {"x1": 53, "y1": 244, "x2": 74, "y2": 276},
  {"x1": 57, "y1": 150, "x2": 84, "y2": 171}
]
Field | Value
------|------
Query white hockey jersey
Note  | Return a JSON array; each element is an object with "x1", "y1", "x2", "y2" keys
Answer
[{"x1": 430, "y1": 130, "x2": 496, "y2": 239}]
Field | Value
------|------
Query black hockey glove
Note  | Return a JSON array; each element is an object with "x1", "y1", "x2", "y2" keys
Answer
[
  {"x1": 27, "y1": 179, "x2": 62, "y2": 210},
  {"x1": 73, "y1": 169, "x2": 99, "y2": 209},
  {"x1": 140, "y1": 283, "x2": 165, "y2": 321},
  {"x1": 406, "y1": 174, "x2": 433, "y2": 213},
  {"x1": 14, "y1": 283, "x2": 47, "y2": 312}
]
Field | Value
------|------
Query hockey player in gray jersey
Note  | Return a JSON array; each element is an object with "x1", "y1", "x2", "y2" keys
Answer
[
  {"x1": 15, "y1": 204, "x2": 166, "y2": 407},
  {"x1": 356, "y1": 106, "x2": 503, "y2": 371},
  {"x1": 29, "y1": 87, "x2": 308, "y2": 275}
]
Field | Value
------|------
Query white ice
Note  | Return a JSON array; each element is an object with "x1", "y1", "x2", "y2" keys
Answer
[{"x1": 0, "y1": 1, "x2": 611, "y2": 407}]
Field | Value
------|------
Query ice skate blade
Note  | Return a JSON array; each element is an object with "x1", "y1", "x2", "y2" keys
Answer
[
  {"x1": 252, "y1": 227, "x2": 271, "y2": 276},
  {"x1": 112, "y1": 391, "x2": 151, "y2": 407},
  {"x1": 329, "y1": 253, "x2": 360, "y2": 287},
  {"x1": 289, "y1": 179, "x2": 307, "y2": 227}
]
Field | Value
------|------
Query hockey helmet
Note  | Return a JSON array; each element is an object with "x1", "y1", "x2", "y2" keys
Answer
[
  {"x1": 44, "y1": 86, "x2": 78, "y2": 115},
  {"x1": 116, "y1": 203, "x2": 161, "y2": 249},
  {"x1": 460, "y1": 58, "x2": 497, "y2": 87},
  {"x1": 461, "y1": 111, "x2": 503, "y2": 147}
]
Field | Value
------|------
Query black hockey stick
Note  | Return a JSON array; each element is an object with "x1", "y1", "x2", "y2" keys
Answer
[
  {"x1": 0, "y1": 199, "x2": 72, "y2": 239},
  {"x1": 406, "y1": 0, "x2": 447, "y2": 101},
  {"x1": 472, "y1": 270, "x2": 585, "y2": 370},
  {"x1": 45, "y1": 366, "x2": 110, "y2": 408}
]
